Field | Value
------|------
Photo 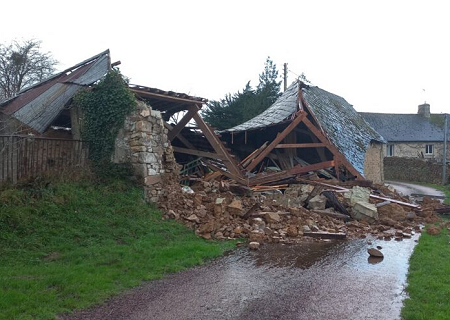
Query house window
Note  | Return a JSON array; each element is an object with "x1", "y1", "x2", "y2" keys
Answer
[
  {"x1": 425, "y1": 144, "x2": 434, "y2": 155},
  {"x1": 387, "y1": 144, "x2": 394, "y2": 157}
]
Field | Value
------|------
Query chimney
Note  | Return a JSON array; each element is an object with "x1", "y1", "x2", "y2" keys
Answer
[{"x1": 418, "y1": 103, "x2": 430, "y2": 118}]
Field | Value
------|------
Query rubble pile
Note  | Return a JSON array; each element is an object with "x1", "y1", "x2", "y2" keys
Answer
[{"x1": 158, "y1": 179, "x2": 444, "y2": 246}]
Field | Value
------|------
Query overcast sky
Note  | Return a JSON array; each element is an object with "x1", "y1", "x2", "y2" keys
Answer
[{"x1": 1, "y1": 0, "x2": 449, "y2": 114}]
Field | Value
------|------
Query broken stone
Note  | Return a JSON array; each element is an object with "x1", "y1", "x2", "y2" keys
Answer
[
  {"x1": 214, "y1": 198, "x2": 225, "y2": 215},
  {"x1": 287, "y1": 225, "x2": 298, "y2": 237},
  {"x1": 307, "y1": 195, "x2": 327, "y2": 210},
  {"x1": 249, "y1": 230, "x2": 265, "y2": 243},
  {"x1": 302, "y1": 225, "x2": 311, "y2": 233},
  {"x1": 186, "y1": 214, "x2": 200, "y2": 223},
  {"x1": 406, "y1": 212, "x2": 417, "y2": 220},
  {"x1": 351, "y1": 201, "x2": 378, "y2": 223},
  {"x1": 265, "y1": 212, "x2": 281, "y2": 223},
  {"x1": 227, "y1": 199, "x2": 244, "y2": 216},
  {"x1": 249, "y1": 242, "x2": 260, "y2": 250},
  {"x1": 368, "y1": 248, "x2": 384, "y2": 258},
  {"x1": 251, "y1": 218, "x2": 266, "y2": 231},
  {"x1": 214, "y1": 232, "x2": 225, "y2": 240},
  {"x1": 233, "y1": 226, "x2": 243, "y2": 235},
  {"x1": 345, "y1": 186, "x2": 371, "y2": 207}
]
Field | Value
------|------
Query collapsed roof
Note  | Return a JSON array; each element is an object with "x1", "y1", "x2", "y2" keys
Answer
[
  {"x1": 225, "y1": 80, "x2": 385, "y2": 176},
  {"x1": 0, "y1": 50, "x2": 111, "y2": 133}
]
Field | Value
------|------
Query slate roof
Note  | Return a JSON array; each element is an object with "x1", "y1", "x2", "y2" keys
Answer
[
  {"x1": 225, "y1": 81, "x2": 299, "y2": 132},
  {"x1": 0, "y1": 50, "x2": 110, "y2": 133},
  {"x1": 303, "y1": 86, "x2": 385, "y2": 175},
  {"x1": 225, "y1": 80, "x2": 385, "y2": 176},
  {"x1": 360, "y1": 112, "x2": 449, "y2": 142}
]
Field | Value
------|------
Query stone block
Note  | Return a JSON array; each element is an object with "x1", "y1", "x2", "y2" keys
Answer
[
  {"x1": 307, "y1": 194, "x2": 327, "y2": 210},
  {"x1": 145, "y1": 175, "x2": 162, "y2": 185},
  {"x1": 352, "y1": 201, "x2": 378, "y2": 223},
  {"x1": 137, "y1": 152, "x2": 157, "y2": 164}
]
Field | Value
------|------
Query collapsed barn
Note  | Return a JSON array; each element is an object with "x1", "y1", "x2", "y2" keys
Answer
[{"x1": 166, "y1": 80, "x2": 386, "y2": 187}]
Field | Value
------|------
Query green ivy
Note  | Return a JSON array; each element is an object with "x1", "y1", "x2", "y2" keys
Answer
[{"x1": 74, "y1": 70, "x2": 136, "y2": 176}]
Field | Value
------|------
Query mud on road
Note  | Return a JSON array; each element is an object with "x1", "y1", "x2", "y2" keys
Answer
[{"x1": 64, "y1": 235, "x2": 418, "y2": 320}]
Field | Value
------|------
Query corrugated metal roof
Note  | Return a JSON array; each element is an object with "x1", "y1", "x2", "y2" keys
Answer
[
  {"x1": 360, "y1": 112, "x2": 449, "y2": 142},
  {"x1": 302, "y1": 86, "x2": 386, "y2": 176},
  {"x1": 0, "y1": 50, "x2": 110, "y2": 133},
  {"x1": 225, "y1": 81, "x2": 299, "y2": 132}
]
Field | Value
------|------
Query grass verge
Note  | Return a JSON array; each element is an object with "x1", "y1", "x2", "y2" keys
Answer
[
  {"x1": 401, "y1": 184, "x2": 450, "y2": 320},
  {"x1": 0, "y1": 180, "x2": 234, "y2": 320}
]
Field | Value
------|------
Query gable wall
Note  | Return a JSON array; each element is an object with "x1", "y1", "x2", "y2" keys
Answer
[{"x1": 363, "y1": 141, "x2": 384, "y2": 183}]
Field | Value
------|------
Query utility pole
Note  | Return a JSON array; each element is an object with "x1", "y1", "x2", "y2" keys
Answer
[
  {"x1": 443, "y1": 113, "x2": 448, "y2": 185},
  {"x1": 283, "y1": 63, "x2": 288, "y2": 91}
]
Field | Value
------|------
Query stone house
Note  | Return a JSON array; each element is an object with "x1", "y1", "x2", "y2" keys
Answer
[{"x1": 360, "y1": 104, "x2": 449, "y2": 162}]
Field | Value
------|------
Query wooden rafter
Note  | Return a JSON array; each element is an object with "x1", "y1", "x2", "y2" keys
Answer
[
  {"x1": 301, "y1": 117, "x2": 363, "y2": 179},
  {"x1": 246, "y1": 111, "x2": 307, "y2": 172},
  {"x1": 168, "y1": 104, "x2": 199, "y2": 141},
  {"x1": 193, "y1": 113, "x2": 243, "y2": 178},
  {"x1": 289, "y1": 160, "x2": 335, "y2": 175},
  {"x1": 172, "y1": 146, "x2": 226, "y2": 160},
  {"x1": 164, "y1": 122, "x2": 195, "y2": 149},
  {"x1": 275, "y1": 143, "x2": 326, "y2": 148}
]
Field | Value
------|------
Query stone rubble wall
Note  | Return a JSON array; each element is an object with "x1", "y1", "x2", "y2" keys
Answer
[
  {"x1": 113, "y1": 100, "x2": 180, "y2": 202},
  {"x1": 384, "y1": 156, "x2": 449, "y2": 184}
]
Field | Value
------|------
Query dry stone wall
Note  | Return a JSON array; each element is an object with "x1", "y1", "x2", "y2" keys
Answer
[
  {"x1": 113, "y1": 100, "x2": 180, "y2": 202},
  {"x1": 384, "y1": 157, "x2": 449, "y2": 184}
]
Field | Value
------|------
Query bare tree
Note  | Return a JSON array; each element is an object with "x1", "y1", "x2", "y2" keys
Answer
[{"x1": 0, "y1": 39, "x2": 58, "y2": 101}]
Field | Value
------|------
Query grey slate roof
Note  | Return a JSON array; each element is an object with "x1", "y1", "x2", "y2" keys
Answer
[
  {"x1": 360, "y1": 112, "x2": 449, "y2": 142},
  {"x1": 303, "y1": 87, "x2": 385, "y2": 175},
  {"x1": 225, "y1": 80, "x2": 385, "y2": 176},
  {"x1": 225, "y1": 81, "x2": 299, "y2": 132},
  {"x1": 0, "y1": 50, "x2": 110, "y2": 133}
]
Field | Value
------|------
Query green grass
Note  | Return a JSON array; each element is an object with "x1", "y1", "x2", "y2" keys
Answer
[
  {"x1": 0, "y1": 180, "x2": 234, "y2": 320},
  {"x1": 402, "y1": 184, "x2": 450, "y2": 319}
]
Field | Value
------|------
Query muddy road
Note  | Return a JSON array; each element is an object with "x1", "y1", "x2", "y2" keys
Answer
[{"x1": 65, "y1": 235, "x2": 418, "y2": 320}]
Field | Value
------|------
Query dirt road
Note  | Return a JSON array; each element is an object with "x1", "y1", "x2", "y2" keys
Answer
[{"x1": 64, "y1": 235, "x2": 418, "y2": 320}]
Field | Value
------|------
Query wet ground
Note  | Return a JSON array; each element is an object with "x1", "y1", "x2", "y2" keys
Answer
[
  {"x1": 386, "y1": 180, "x2": 445, "y2": 200},
  {"x1": 65, "y1": 235, "x2": 419, "y2": 320}
]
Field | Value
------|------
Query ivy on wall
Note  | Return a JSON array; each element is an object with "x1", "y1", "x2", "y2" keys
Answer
[{"x1": 74, "y1": 70, "x2": 136, "y2": 173}]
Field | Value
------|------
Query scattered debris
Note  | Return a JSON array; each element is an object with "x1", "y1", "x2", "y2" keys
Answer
[{"x1": 158, "y1": 177, "x2": 443, "y2": 246}]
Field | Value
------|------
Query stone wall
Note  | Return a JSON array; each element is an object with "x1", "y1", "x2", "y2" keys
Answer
[
  {"x1": 113, "y1": 100, "x2": 179, "y2": 202},
  {"x1": 387, "y1": 142, "x2": 450, "y2": 161},
  {"x1": 384, "y1": 157, "x2": 449, "y2": 184},
  {"x1": 363, "y1": 141, "x2": 384, "y2": 183}
]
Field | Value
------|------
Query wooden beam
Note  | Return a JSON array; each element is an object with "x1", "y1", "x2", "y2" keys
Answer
[
  {"x1": 289, "y1": 160, "x2": 335, "y2": 175},
  {"x1": 204, "y1": 161, "x2": 247, "y2": 185},
  {"x1": 164, "y1": 121, "x2": 195, "y2": 149},
  {"x1": 248, "y1": 170, "x2": 294, "y2": 186},
  {"x1": 193, "y1": 113, "x2": 243, "y2": 177},
  {"x1": 301, "y1": 117, "x2": 363, "y2": 179},
  {"x1": 241, "y1": 141, "x2": 268, "y2": 168},
  {"x1": 275, "y1": 143, "x2": 326, "y2": 148},
  {"x1": 172, "y1": 146, "x2": 226, "y2": 160},
  {"x1": 168, "y1": 105, "x2": 199, "y2": 141},
  {"x1": 131, "y1": 88, "x2": 206, "y2": 105},
  {"x1": 246, "y1": 111, "x2": 307, "y2": 172}
]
